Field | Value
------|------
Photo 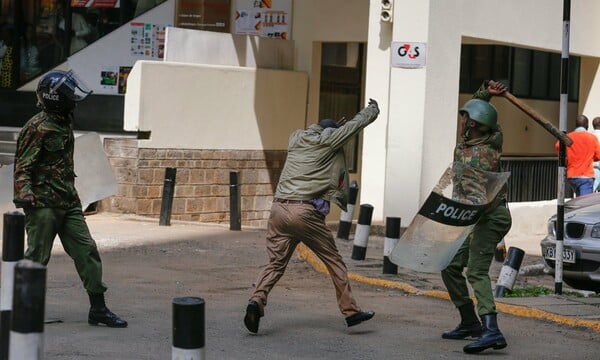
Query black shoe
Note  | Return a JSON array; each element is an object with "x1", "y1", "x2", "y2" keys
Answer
[
  {"x1": 442, "y1": 322, "x2": 483, "y2": 339},
  {"x1": 345, "y1": 311, "x2": 375, "y2": 327},
  {"x1": 88, "y1": 307, "x2": 128, "y2": 328},
  {"x1": 244, "y1": 301, "x2": 261, "y2": 333}
]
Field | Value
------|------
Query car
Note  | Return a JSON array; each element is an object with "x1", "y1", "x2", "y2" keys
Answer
[{"x1": 540, "y1": 192, "x2": 600, "y2": 293}]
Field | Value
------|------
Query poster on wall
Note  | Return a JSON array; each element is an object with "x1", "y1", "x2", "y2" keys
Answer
[
  {"x1": 118, "y1": 67, "x2": 132, "y2": 94},
  {"x1": 130, "y1": 22, "x2": 167, "y2": 59},
  {"x1": 234, "y1": 0, "x2": 291, "y2": 40},
  {"x1": 100, "y1": 66, "x2": 119, "y2": 94},
  {"x1": 99, "y1": 66, "x2": 132, "y2": 94},
  {"x1": 71, "y1": 0, "x2": 120, "y2": 7},
  {"x1": 175, "y1": 0, "x2": 231, "y2": 33}
]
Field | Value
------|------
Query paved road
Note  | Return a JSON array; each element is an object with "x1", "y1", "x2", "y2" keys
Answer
[{"x1": 7, "y1": 214, "x2": 600, "y2": 359}]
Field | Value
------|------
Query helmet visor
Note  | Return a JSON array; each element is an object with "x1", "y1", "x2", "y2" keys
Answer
[{"x1": 50, "y1": 70, "x2": 93, "y2": 102}]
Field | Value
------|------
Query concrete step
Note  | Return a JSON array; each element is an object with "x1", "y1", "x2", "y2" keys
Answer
[
  {"x1": 0, "y1": 153, "x2": 14, "y2": 166},
  {"x1": 0, "y1": 131, "x2": 18, "y2": 141},
  {"x1": 0, "y1": 140, "x2": 16, "y2": 154}
]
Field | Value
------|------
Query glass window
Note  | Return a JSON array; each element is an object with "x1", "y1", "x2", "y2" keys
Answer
[
  {"x1": 470, "y1": 45, "x2": 492, "y2": 90},
  {"x1": 0, "y1": 0, "x2": 139, "y2": 88},
  {"x1": 459, "y1": 45, "x2": 471, "y2": 93},
  {"x1": 569, "y1": 57, "x2": 580, "y2": 101},
  {"x1": 460, "y1": 44, "x2": 580, "y2": 102},
  {"x1": 548, "y1": 53, "x2": 561, "y2": 100},
  {"x1": 531, "y1": 51, "x2": 550, "y2": 98},
  {"x1": 511, "y1": 48, "x2": 531, "y2": 97},
  {"x1": 491, "y1": 46, "x2": 509, "y2": 83}
]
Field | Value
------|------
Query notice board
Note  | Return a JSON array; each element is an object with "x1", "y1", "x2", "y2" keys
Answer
[{"x1": 175, "y1": 0, "x2": 231, "y2": 33}]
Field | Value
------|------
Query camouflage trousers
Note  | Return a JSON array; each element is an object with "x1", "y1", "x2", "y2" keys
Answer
[
  {"x1": 23, "y1": 206, "x2": 107, "y2": 294},
  {"x1": 441, "y1": 204, "x2": 512, "y2": 316}
]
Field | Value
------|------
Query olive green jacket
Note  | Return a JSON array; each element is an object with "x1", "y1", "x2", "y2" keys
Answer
[
  {"x1": 275, "y1": 104, "x2": 379, "y2": 211},
  {"x1": 13, "y1": 111, "x2": 81, "y2": 208}
]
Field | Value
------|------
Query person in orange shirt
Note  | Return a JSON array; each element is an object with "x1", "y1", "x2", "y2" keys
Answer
[{"x1": 555, "y1": 115, "x2": 600, "y2": 196}]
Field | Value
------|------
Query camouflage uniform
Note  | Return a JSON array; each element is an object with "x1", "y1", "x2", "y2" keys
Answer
[
  {"x1": 441, "y1": 84, "x2": 512, "y2": 317},
  {"x1": 13, "y1": 111, "x2": 107, "y2": 294}
]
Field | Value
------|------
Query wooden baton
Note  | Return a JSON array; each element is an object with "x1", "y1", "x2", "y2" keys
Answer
[{"x1": 488, "y1": 81, "x2": 572, "y2": 146}]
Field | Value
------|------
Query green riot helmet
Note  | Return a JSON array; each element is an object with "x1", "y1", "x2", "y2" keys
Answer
[{"x1": 459, "y1": 99, "x2": 498, "y2": 130}]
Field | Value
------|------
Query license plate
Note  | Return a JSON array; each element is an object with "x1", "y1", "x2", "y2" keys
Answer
[{"x1": 544, "y1": 247, "x2": 576, "y2": 264}]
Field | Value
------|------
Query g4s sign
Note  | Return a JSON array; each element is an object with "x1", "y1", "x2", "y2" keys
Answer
[{"x1": 391, "y1": 42, "x2": 427, "y2": 68}]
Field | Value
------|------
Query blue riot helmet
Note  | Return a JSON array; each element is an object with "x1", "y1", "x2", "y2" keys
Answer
[{"x1": 36, "y1": 70, "x2": 92, "y2": 114}]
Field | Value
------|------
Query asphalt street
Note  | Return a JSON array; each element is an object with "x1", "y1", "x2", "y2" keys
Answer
[{"x1": 2, "y1": 212, "x2": 600, "y2": 359}]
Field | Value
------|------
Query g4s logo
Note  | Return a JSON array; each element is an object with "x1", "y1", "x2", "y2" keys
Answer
[{"x1": 397, "y1": 43, "x2": 420, "y2": 59}]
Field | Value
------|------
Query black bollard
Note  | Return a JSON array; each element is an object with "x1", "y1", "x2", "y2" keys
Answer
[
  {"x1": 172, "y1": 297, "x2": 205, "y2": 360},
  {"x1": 337, "y1": 181, "x2": 359, "y2": 240},
  {"x1": 1, "y1": 212, "x2": 25, "y2": 360},
  {"x1": 229, "y1": 171, "x2": 241, "y2": 231},
  {"x1": 160, "y1": 167, "x2": 177, "y2": 226},
  {"x1": 9, "y1": 260, "x2": 46, "y2": 360},
  {"x1": 494, "y1": 247, "x2": 525, "y2": 298},
  {"x1": 383, "y1": 217, "x2": 401, "y2": 274},
  {"x1": 351, "y1": 204, "x2": 373, "y2": 260}
]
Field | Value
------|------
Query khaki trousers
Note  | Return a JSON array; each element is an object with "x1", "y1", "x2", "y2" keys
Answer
[{"x1": 250, "y1": 202, "x2": 361, "y2": 317}]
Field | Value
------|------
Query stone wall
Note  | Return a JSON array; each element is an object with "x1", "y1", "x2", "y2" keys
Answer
[{"x1": 102, "y1": 138, "x2": 287, "y2": 228}]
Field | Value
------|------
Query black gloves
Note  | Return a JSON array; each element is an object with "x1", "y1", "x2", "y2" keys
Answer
[{"x1": 14, "y1": 194, "x2": 35, "y2": 208}]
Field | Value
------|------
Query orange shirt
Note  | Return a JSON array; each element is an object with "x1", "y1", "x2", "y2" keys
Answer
[{"x1": 555, "y1": 129, "x2": 600, "y2": 178}]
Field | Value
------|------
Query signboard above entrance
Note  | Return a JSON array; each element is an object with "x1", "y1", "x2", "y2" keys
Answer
[
  {"x1": 233, "y1": 0, "x2": 292, "y2": 40},
  {"x1": 175, "y1": 0, "x2": 231, "y2": 33}
]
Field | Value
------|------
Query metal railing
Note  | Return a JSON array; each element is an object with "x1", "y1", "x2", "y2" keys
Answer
[{"x1": 501, "y1": 156, "x2": 570, "y2": 202}]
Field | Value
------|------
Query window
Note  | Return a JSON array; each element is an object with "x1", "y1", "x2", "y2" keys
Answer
[
  {"x1": 460, "y1": 44, "x2": 580, "y2": 102},
  {"x1": 0, "y1": 0, "x2": 138, "y2": 89}
]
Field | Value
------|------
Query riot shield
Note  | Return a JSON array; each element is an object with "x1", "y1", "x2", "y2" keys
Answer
[{"x1": 390, "y1": 162, "x2": 510, "y2": 273}]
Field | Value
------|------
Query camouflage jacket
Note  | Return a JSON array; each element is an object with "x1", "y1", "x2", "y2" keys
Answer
[
  {"x1": 453, "y1": 82, "x2": 506, "y2": 204},
  {"x1": 13, "y1": 111, "x2": 81, "y2": 208}
]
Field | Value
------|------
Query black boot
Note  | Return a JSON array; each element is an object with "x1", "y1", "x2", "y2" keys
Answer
[
  {"x1": 463, "y1": 313, "x2": 507, "y2": 354},
  {"x1": 88, "y1": 293, "x2": 128, "y2": 328},
  {"x1": 442, "y1": 302, "x2": 483, "y2": 339}
]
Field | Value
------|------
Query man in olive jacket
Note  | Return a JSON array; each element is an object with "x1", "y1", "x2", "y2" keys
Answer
[{"x1": 244, "y1": 99, "x2": 380, "y2": 334}]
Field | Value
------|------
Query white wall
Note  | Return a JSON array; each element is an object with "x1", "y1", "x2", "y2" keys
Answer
[
  {"x1": 40, "y1": 0, "x2": 600, "y2": 226},
  {"x1": 164, "y1": 27, "x2": 294, "y2": 70},
  {"x1": 362, "y1": 1, "x2": 393, "y2": 222},
  {"x1": 124, "y1": 61, "x2": 308, "y2": 150}
]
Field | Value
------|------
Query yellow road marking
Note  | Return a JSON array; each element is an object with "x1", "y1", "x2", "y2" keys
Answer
[{"x1": 296, "y1": 243, "x2": 600, "y2": 333}]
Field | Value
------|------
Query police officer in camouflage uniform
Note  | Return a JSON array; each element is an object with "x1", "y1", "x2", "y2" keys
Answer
[
  {"x1": 13, "y1": 70, "x2": 127, "y2": 328},
  {"x1": 244, "y1": 99, "x2": 380, "y2": 334},
  {"x1": 440, "y1": 80, "x2": 512, "y2": 354}
]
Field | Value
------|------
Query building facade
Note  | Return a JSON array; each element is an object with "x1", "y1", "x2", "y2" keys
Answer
[{"x1": 2, "y1": 0, "x2": 600, "y2": 227}]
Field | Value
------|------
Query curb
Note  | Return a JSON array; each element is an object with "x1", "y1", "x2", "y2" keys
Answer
[{"x1": 296, "y1": 243, "x2": 600, "y2": 333}]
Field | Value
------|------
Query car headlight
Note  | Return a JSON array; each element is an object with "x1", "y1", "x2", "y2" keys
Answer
[
  {"x1": 547, "y1": 220, "x2": 556, "y2": 237},
  {"x1": 591, "y1": 223, "x2": 600, "y2": 238}
]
